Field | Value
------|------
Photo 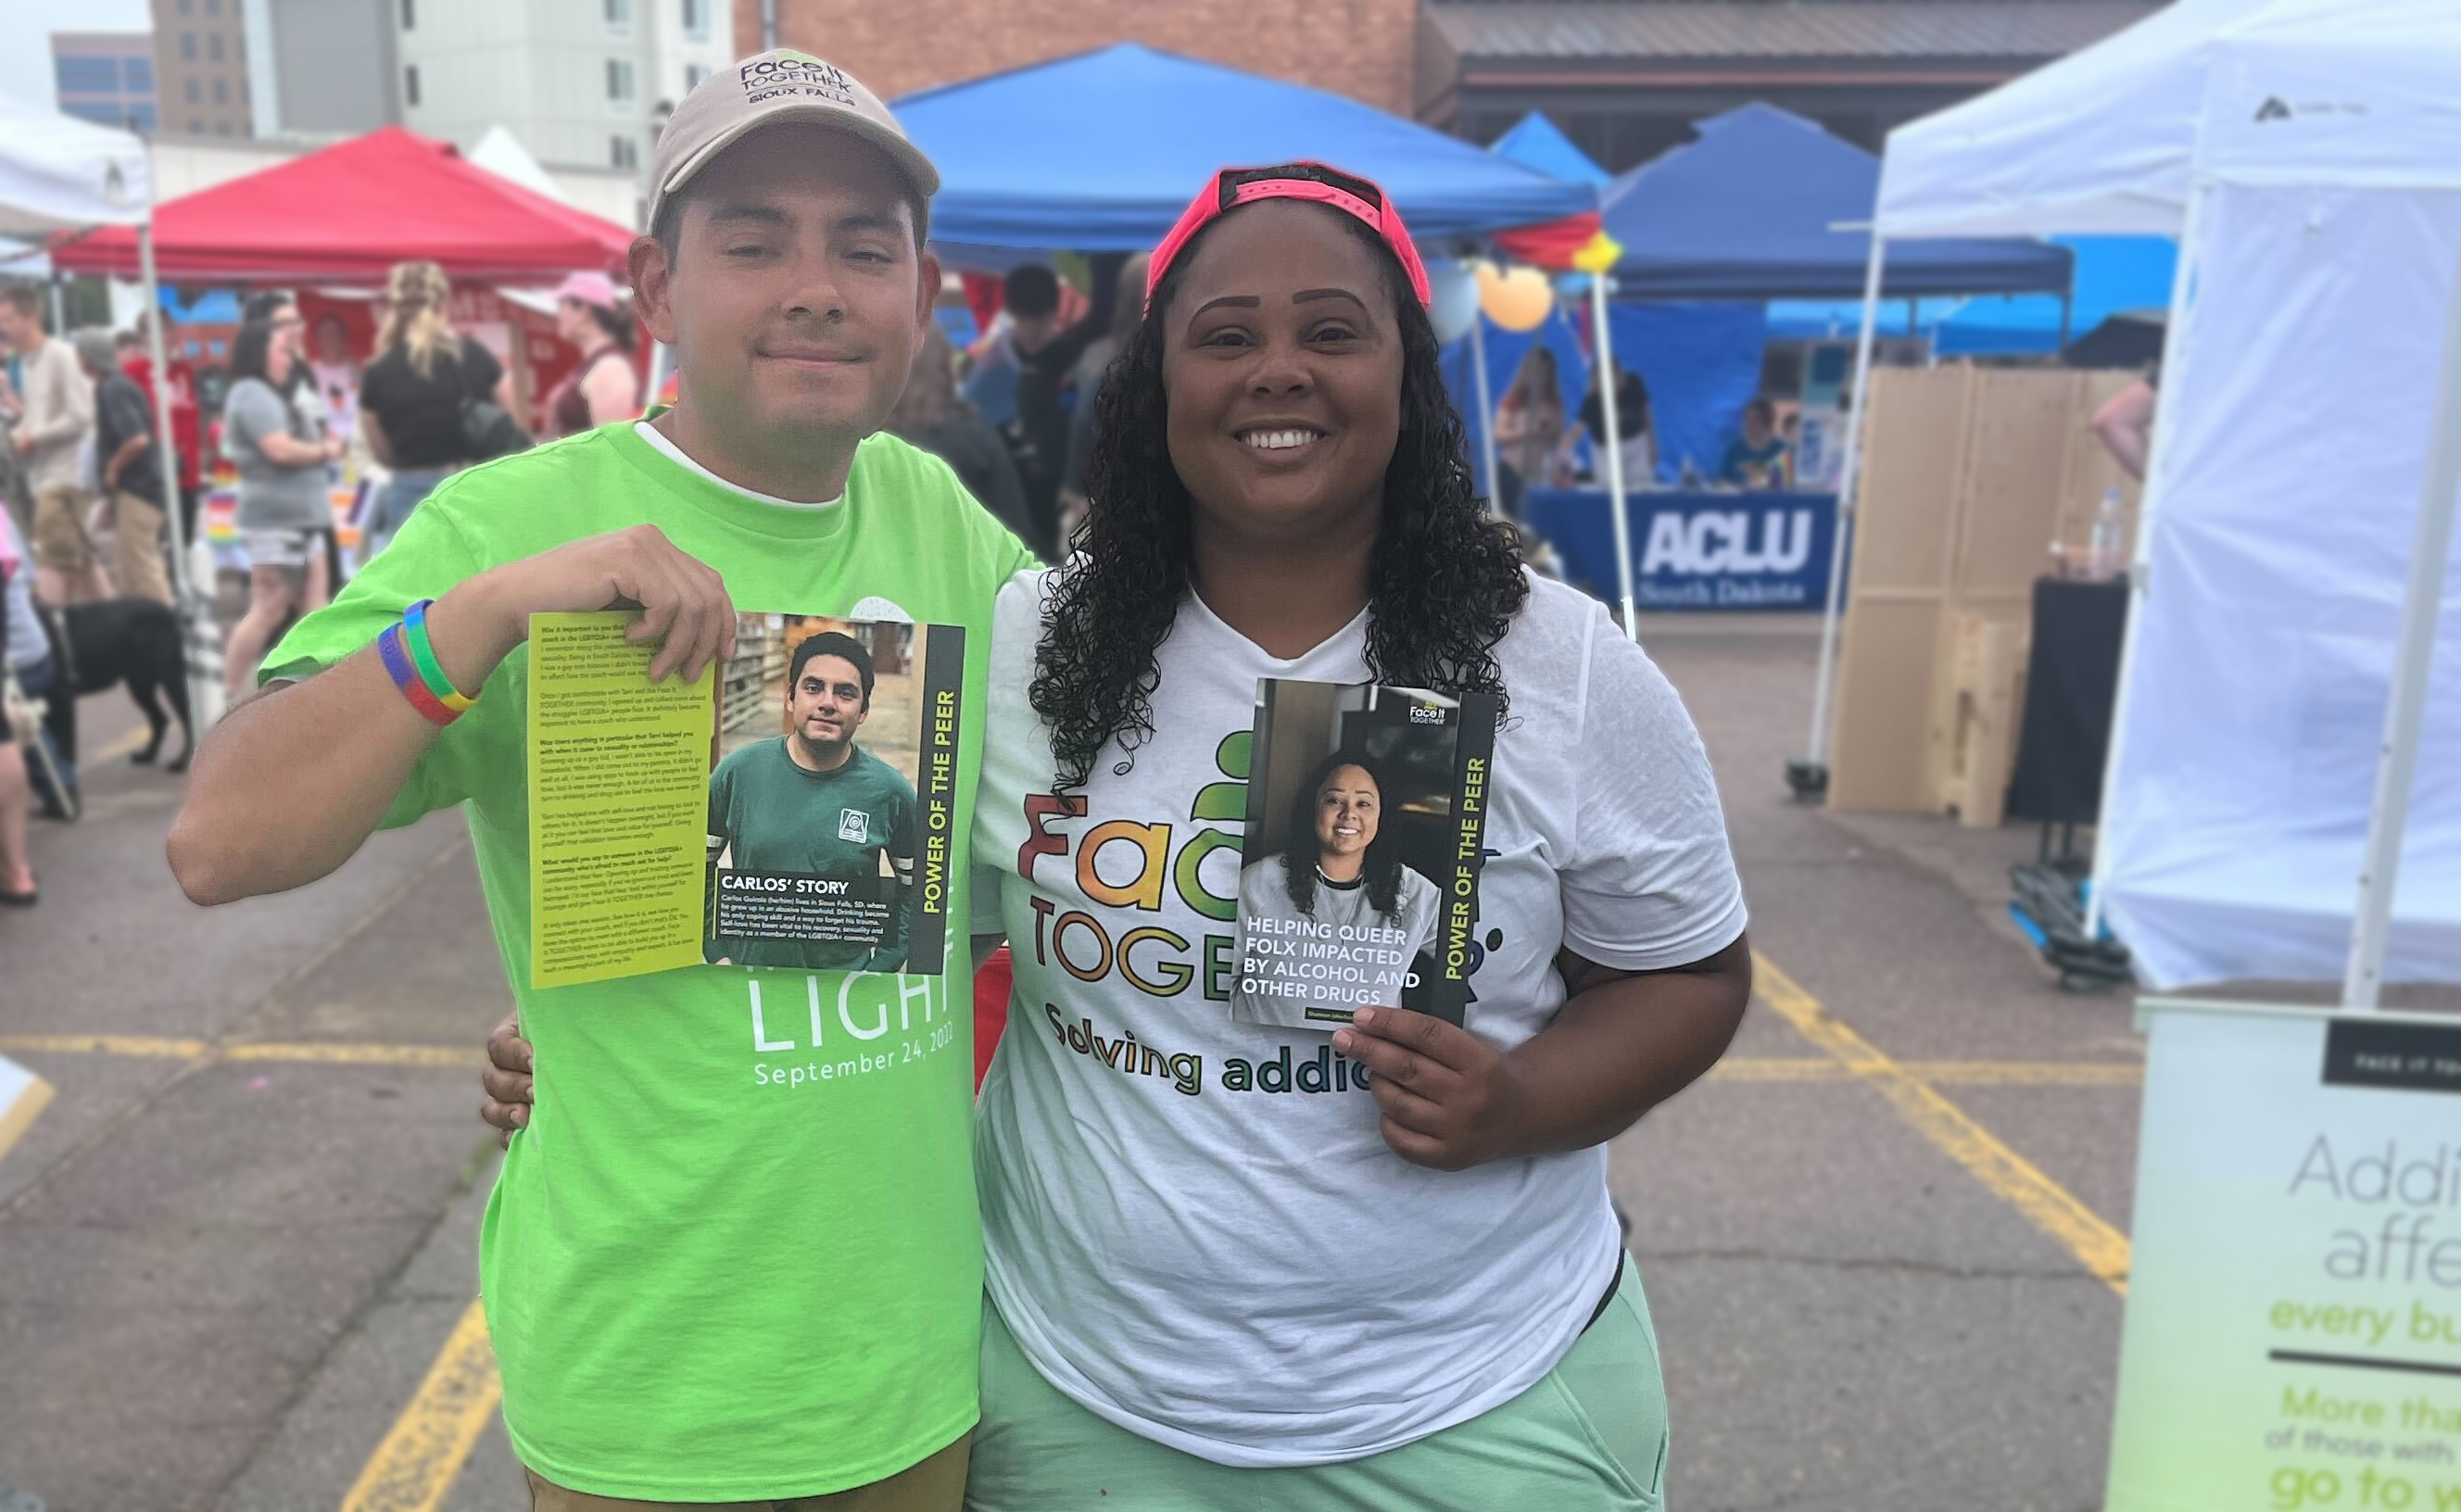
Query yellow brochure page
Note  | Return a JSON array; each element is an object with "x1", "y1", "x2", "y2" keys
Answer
[{"x1": 526, "y1": 611, "x2": 713, "y2": 989}]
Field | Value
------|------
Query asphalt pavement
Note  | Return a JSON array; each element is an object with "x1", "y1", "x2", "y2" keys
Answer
[{"x1": 1, "y1": 611, "x2": 2152, "y2": 1512}]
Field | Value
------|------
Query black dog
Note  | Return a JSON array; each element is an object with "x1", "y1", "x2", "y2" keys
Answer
[{"x1": 57, "y1": 598, "x2": 194, "y2": 773}]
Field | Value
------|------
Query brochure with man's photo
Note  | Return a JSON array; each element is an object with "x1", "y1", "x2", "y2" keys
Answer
[
  {"x1": 526, "y1": 610, "x2": 965, "y2": 989},
  {"x1": 1227, "y1": 678, "x2": 1499, "y2": 1030}
]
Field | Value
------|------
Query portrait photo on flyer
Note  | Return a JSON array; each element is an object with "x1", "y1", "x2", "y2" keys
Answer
[
  {"x1": 1227, "y1": 678, "x2": 1498, "y2": 1031},
  {"x1": 526, "y1": 610, "x2": 965, "y2": 989},
  {"x1": 707, "y1": 613, "x2": 965, "y2": 976}
]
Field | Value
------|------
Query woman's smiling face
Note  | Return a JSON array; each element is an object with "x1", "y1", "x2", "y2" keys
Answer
[
  {"x1": 1314, "y1": 764, "x2": 1382, "y2": 858},
  {"x1": 1159, "y1": 200, "x2": 1407, "y2": 544}
]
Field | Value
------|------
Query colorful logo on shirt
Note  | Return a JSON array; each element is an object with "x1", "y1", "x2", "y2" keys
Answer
[{"x1": 1014, "y1": 732, "x2": 1247, "y2": 1003}]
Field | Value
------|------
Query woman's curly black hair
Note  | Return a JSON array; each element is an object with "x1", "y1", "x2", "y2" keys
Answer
[
  {"x1": 1281, "y1": 750, "x2": 1406, "y2": 925},
  {"x1": 1029, "y1": 197, "x2": 1530, "y2": 792}
]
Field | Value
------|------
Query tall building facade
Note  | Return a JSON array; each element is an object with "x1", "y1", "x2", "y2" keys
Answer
[
  {"x1": 395, "y1": 0, "x2": 731, "y2": 174},
  {"x1": 251, "y1": 0, "x2": 403, "y2": 138},
  {"x1": 148, "y1": 0, "x2": 254, "y2": 137},
  {"x1": 52, "y1": 32, "x2": 159, "y2": 134}
]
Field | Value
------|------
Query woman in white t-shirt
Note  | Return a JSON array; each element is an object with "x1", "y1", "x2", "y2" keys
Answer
[
  {"x1": 1230, "y1": 751, "x2": 1442, "y2": 1022},
  {"x1": 959, "y1": 164, "x2": 1750, "y2": 1508},
  {"x1": 480, "y1": 162, "x2": 1753, "y2": 1510}
]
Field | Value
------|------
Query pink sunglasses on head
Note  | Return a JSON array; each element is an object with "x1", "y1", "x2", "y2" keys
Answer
[{"x1": 1147, "y1": 162, "x2": 1433, "y2": 312}]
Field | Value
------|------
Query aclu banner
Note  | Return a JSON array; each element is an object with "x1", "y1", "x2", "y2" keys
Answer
[
  {"x1": 2109, "y1": 1001, "x2": 2461, "y2": 1511},
  {"x1": 1521, "y1": 488, "x2": 1838, "y2": 612}
]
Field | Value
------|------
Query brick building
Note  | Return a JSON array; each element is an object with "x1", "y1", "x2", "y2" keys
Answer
[
  {"x1": 742, "y1": 0, "x2": 2157, "y2": 175},
  {"x1": 738, "y1": 0, "x2": 1423, "y2": 115}
]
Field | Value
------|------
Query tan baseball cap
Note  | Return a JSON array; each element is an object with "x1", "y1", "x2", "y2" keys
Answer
[{"x1": 649, "y1": 49, "x2": 939, "y2": 230}]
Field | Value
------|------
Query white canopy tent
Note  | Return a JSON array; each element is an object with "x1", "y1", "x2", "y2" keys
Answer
[
  {"x1": 0, "y1": 92, "x2": 221, "y2": 723},
  {"x1": 1807, "y1": 0, "x2": 2461, "y2": 999},
  {"x1": 1868, "y1": 0, "x2": 2279, "y2": 241},
  {"x1": 469, "y1": 125, "x2": 574, "y2": 208},
  {"x1": 1798, "y1": 0, "x2": 2276, "y2": 798},
  {"x1": 2099, "y1": 0, "x2": 2461, "y2": 994}
]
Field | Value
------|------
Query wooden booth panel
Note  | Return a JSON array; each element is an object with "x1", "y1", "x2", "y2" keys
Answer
[
  {"x1": 1849, "y1": 366, "x2": 1975, "y2": 597},
  {"x1": 1828, "y1": 365, "x2": 2121, "y2": 816},
  {"x1": 1827, "y1": 597, "x2": 1948, "y2": 812},
  {"x1": 1958, "y1": 370, "x2": 2083, "y2": 601}
]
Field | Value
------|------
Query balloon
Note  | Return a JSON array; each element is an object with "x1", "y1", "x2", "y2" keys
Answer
[
  {"x1": 1478, "y1": 263, "x2": 1553, "y2": 333},
  {"x1": 1426, "y1": 259, "x2": 1481, "y2": 346}
]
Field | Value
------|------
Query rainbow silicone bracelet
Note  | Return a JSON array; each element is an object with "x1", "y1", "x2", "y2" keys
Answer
[
  {"x1": 378, "y1": 623, "x2": 459, "y2": 726},
  {"x1": 400, "y1": 598, "x2": 476, "y2": 713}
]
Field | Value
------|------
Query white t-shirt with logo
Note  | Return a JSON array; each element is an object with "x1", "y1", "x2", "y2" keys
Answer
[{"x1": 969, "y1": 568, "x2": 1746, "y2": 1467}]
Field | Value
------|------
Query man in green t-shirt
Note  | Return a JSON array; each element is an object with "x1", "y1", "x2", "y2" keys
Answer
[
  {"x1": 166, "y1": 51, "x2": 1031, "y2": 1510},
  {"x1": 709, "y1": 631, "x2": 918, "y2": 972}
]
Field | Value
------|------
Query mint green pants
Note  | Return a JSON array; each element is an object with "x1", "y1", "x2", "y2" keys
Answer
[{"x1": 966, "y1": 1254, "x2": 1668, "y2": 1511}]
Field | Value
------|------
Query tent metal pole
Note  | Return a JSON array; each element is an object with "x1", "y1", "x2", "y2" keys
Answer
[
  {"x1": 1469, "y1": 311, "x2": 1500, "y2": 508},
  {"x1": 1794, "y1": 233, "x2": 1887, "y2": 796},
  {"x1": 2341, "y1": 233, "x2": 2461, "y2": 1010},
  {"x1": 2086, "y1": 182, "x2": 2207, "y2": 942},
  {"x1": 1587, "y1": 274, "x2": 1637, "y2": 638},
  {"x1": 139, "y1": 222, "x2": 223, "y2": 728}
]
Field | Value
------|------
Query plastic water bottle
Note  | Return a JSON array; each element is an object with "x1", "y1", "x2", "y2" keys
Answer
[{"x1": 2089, "y1": 487, "x2": 2125, "y2": 580}]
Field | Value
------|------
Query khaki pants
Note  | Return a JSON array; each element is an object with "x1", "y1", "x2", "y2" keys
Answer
[
  {"x1": 111, "y1": 489, "x2": 173, "y2": 606},
  {"x1": 522, "y1": 1432, "x2": 969, "y2": 1512},
  {"x1": 31, "y1": 483, "x2": 95, "y2": 573}
]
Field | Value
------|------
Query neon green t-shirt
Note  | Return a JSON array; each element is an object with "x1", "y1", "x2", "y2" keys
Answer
[{"x1": 264, "y1": 422, "x2": 1032, "y2": 1500}]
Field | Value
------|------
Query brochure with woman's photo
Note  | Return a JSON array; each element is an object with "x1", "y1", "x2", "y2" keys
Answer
[
  {"x1": 526, "y1": 610, "x2": 965, "y2": 989},
  {"x1": 1227, "y1": 679, "x2": 1499, "y2": 1030}
]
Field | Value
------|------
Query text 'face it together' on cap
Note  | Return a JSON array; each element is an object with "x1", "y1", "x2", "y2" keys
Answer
[{"x1": 648, "y1": 50, "x2": 939, "y2": 230}]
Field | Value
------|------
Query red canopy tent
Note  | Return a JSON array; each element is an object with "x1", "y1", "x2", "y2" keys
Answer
[{"x1": 53, "y1": 126, "x2": 634, "y2": 285}]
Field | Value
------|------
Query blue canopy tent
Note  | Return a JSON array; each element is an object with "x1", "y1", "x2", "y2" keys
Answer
[
  {"x1": 1488, "y1": 112, "x2": 1611, "y2": 188},
  {"x1": 1769, "y1": 234, "x2": 2177, "y2": 354},
  {"x1": 1529, "y1": 104, "x2": 2074, "y2": 624},
  {"x1": 1592, "y1": 102, "x2": 2075, "y2": 499},
  {"x1": 1601, "y1": 104, "x2": 2073, "y2": 300},
  {"x1": 1486, "y1": 116, "x2": 1765, "y2": 486},
  {"x1": 892, "y1": 44, "x2": 1597, "y2": 255}
]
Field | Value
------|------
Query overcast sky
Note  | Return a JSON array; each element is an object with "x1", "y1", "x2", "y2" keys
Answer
[{"x1": 3, "y1": 0, "x2": 155, "y2": 113}]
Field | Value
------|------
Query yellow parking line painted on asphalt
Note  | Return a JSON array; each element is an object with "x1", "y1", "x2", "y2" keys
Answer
[
  {"x1": 227, "y1": 1042, "x2": 481, "y2": 1068},
  {"x1": 0, "y1": 1033, "x2": 213, "y2": 1059},
  {"x1": 339, "y1": 1296, "x2": 501, "y2": 1512},
  {"x1": 1712, "y1": 1058, "x2": 2142, "y2": 1087},
  {"x1": 0, "y1": 1035, "x2": 481, "y2": 1068},
  {"x1": 1911, "y1": 1060, "x2": 2143, "y2": 1088},
  {"x1": 1709, "y1": 1058, "x2": 1848, "y2": 1081},
  {"x1": 1751, "y1": 951, "x2": 2135, "y2": 1295}
]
